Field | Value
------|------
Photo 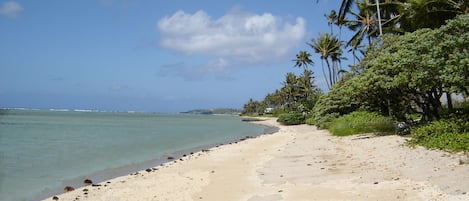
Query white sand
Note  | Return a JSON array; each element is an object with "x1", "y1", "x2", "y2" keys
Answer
[{"x1": 44, "y1": 118, "x2": 469, "y2": 201}]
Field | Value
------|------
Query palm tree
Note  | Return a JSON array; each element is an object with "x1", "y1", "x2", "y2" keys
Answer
[
  {"x1": 401, "y1": 0, "x2": 468, "y2": 32},
  {"x1": 282, "y1": 73, "x2": 299, "y2": 110},
  {"x1": 293, "y1": 51, "x2": 314, "y2": 69},
  {"x1": 346, "y1": 0, "x2": 380, "y2": 47},
  {"x1": 308, "y1": 33, "x2": 342, "y2": 89},
  {"x1": 325, "y1": 10, "x2": 338, "y2": 34},
  {"x1": 298, "y1": 69, "x2": 314, "y2": 100},
  {"x1": 338, "y1": 0, "x2": 355, "y2": 24}
]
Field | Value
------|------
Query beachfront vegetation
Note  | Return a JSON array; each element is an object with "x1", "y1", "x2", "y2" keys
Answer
[
  {"x1": 409, "y1": 112, "x2": 469, "y2": 152},
  {"x1": 277, "y1": 113, "x2": 307, "y2": 125},
  {"x1": 329, "y1": 111, "x2": 395, "y2": 136},
  {"x1": 242, "y1": 1, "x2": 468, "y2": 151}
]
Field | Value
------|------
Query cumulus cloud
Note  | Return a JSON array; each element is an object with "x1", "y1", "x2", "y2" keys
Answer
[
  {"x1": 157, "y1": 9, "x2": 306, "y2": 64},
  {"x1": 0, "y1": 1, "x2": 23, "y2": 18}
]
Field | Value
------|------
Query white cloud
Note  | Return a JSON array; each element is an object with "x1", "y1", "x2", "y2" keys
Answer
[
  {"x1": 0, "y1": 1, "x2": 23, "y2": 18},
  {"x1": 157, "y1": 9, "x2": 306, "y2": 64}
]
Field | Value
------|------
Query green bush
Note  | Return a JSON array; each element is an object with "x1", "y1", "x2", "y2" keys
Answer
[
  {"x1": 409, "y1": 117, "x2": 469, "y2": 152},
  {"x1": 329, "y1": 111, "x2": 395, "y2": 136},
  {"x1": 277, "y1": 113, "x2": 305, "y2": 125},
  {"x1": 305, "y1": 117, "x2": 315, "y2": 125},
  {"x1": 271, "y1": 108, "x2": 290, "y2": 117},
  {"x1": 310, "y1": 80, "x2": 361, "y2": 129}
]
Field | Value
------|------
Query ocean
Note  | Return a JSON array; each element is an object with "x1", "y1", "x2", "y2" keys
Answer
[{"x1": 0, "y1": 109, "x2": 268, "y2": 201}]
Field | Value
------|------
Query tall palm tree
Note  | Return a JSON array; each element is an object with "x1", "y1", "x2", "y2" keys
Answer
[
  {"x1": 282, "y1": 73, "x2": 299, "y2": 109},
  {"x1": 308, "y1": 33, "x2": 342, "y2": 89},
  {"x1": 346, "y1": 0, "x2": 380, "y2": 47},
  {"x1": 298, "y1": 68, "x2": 318, "y2": 103},
  {"x1": 338, "y1": 0, "x2": 355, "y2": 24},
  {"x1": 293, "y1": 51, "x2": 314, "y2": 69},
  {"x1": 401, "y1": 0, "x2": 468, "y2": 32},
  {"x1": 325, "y1": 10, "x2": 338, "y2": 34}
]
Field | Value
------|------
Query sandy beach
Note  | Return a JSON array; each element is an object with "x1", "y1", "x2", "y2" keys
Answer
[{"x1": 44, "y1": 118, "x2": 469, "y2": 201}]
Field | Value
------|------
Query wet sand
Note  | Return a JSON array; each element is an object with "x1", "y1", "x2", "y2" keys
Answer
[{"x1": 43, "y1": 118, "x2": 469, "y2": 201}]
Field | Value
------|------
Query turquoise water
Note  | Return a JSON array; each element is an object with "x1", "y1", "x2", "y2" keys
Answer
[{"x1": 0, "y1": 109, "x2": 266, "y2": 201}]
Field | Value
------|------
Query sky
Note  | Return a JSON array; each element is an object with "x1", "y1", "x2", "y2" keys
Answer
[{"x1": 0, "y1": 0, "x2": 347, "y2": 113}]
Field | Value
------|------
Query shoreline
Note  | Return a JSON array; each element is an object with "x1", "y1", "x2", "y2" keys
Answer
[
  {"x1": 36, "y1": 118, "x2": 277, "y2": 201},
  {"x1": 43, "y1": 118, "x2": 469, "y2": 201}
]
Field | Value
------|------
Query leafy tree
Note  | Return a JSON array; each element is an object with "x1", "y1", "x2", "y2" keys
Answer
[
  {"x1": 351, "y1": 14, "x2": 469, "y2": 121},
  {"x1": 311, "y1": 77, "x2": 361, "y2": 128}
]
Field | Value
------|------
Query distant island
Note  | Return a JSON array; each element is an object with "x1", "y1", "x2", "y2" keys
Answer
[{"x1": 181, "y1": 108, "x2": 242, "y2": 115}]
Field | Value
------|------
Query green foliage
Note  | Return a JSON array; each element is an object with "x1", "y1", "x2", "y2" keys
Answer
[
  {"x1": 271, "y1": 108, "x2": 289, "y2": 117},
  {"x1": 346, "y1": 14, "x2": 469, "y2": 122},
  {"x1": 245, "y1": 67, "x2": 321, "y2": 115},
  {"x1": 308, "y1": 33, "x2": 343, "y2": 89},
  {"x1": 409, "y1": 115, "x2": 469, "y2": 152},
  {"x1": 242, "y1": 99, "x2": 266, "y2": 115},
  {"x1": 277, "y1": 113, "x2": 306, "y2": 125},
  {"x1": 329, "y1": 111, "x2": 395, "y2": 136},
  {"x1": 310, "y1": 79, "x2": 361, "y2": 128},
  {"x1": 305, "y1": 117, "x2": 316, "y2": 125}
]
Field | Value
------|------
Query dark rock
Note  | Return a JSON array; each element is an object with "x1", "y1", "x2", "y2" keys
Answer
[
  {"x1": 52, "y1": 196, "x2": 59, "y2": 200},
  {"x1": 92, "y1": 184, "x2": 102, "y2": 187},
  {"x1": 64, "y1": 186, "x2": 75, "y2": 192},
  {"x1": 83, "y1": 179, "x2": 93, "y2": 185},
  {"x1": 167, "y1": 156, "x2": 174, "y2": 160},
  {"x1": 145, "y1": 168, "x2": 152, "y2": 172}
]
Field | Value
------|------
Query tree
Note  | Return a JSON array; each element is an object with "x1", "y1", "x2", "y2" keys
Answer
[
  {"x1": 309, "y1": 33, "x2": 343, "y2": 89},
  {"x1": 346, "y1": 0, "x2": 381, "y2": 47},
  {"x1": 293, "y1": 51, "x2": 314, "y2": 69},
  {"x1": 350, "y1": 14, "x2": 469, "y2": 121},
  {"x1": 325, "y1": 10, "x2": 338, "y2": 34},
  {"x1": 400, "y1": 0, "x2": 469, "y2": 32},
  {"x1": 242, "y1": 98, "x2": 265, "y2": 114}
]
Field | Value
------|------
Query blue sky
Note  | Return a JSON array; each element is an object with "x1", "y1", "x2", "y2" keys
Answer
[{"x1": 1, "y1": 0, "x2": 347, "y2": 112}]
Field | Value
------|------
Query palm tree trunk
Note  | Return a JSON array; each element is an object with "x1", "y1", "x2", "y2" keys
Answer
[
  {"x1": 375, "y1": 0, "x2": 383, "y2": 36},
  {"x1": 325, "y1": 58, "x2": 334, "y2": 88},
  {"x1": 321, "y1": 59, "x2": 331, "y2": 89}
]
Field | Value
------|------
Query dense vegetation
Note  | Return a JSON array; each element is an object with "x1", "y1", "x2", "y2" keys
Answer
[
  {"x1": 243, "y1": 1, "x2": 468, "y2": 152},
  {"x1": 329, "y1": 111, "x2": 395, "y2": 136},
  {"x1": 277, "y1": 113, "x2": 307, "y2": 125},
  {"x1": 409, "y1": 111, "x2": 469, "y2": 152}
]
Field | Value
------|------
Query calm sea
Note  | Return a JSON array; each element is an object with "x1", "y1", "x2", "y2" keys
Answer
[{"x1": 0, "y1": 109, "x2": 268, "y2": 201}]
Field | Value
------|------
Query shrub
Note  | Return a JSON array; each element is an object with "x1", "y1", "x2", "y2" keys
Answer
[
  {"x1": 305, "y1": 117, "x2": 315, "y2": 125},
  {"x1": 329, "y1": 111, "x2": 395, "y2": 136},
  {"x1": 277, "y1": 113, "x2": 305, "y2": 125},
  {"x1": 271, "y1": 108, "x2": 290, "y2": 117},
  {"x1": 409, "y1": 116, "x2": 469, "y2": 152},
  {"x1": 310, "y1": 80, "x2": 361, "y2": 128}
]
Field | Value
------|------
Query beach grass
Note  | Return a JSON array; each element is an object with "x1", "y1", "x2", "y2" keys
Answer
[{"x1": 329, "y1": 111, "x2": 395, "y2": 136}]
